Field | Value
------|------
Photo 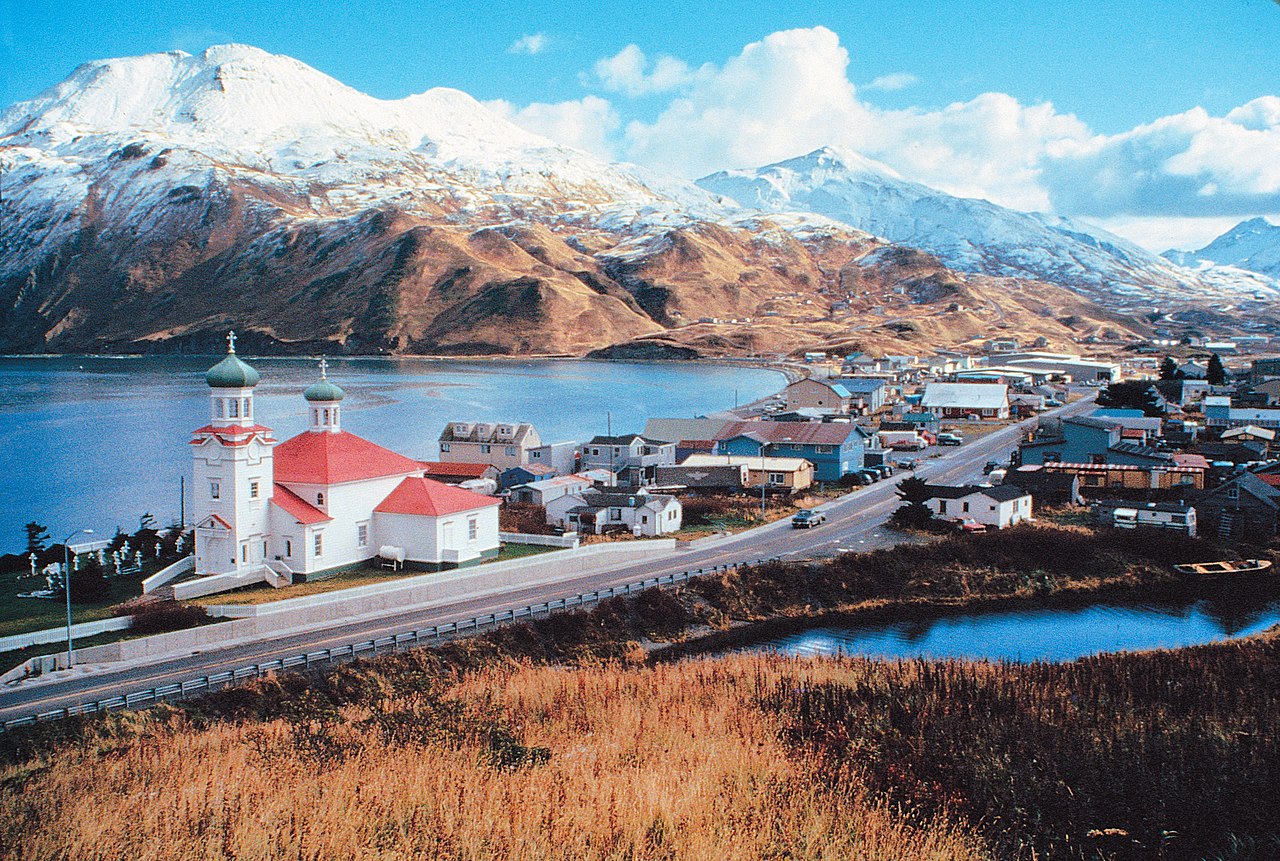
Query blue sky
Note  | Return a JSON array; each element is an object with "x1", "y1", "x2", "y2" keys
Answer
[{"x1": 2, "y1": 0, "x2": 1279, "y2": 249}]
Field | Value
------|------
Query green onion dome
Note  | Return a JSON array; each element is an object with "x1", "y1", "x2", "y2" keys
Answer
[
  {"x1": 205, "y1": 352, "x2": 260, "y2": 388},
  {"x1": 303, "y1": 379, "x2": 345, "y2": 402}
]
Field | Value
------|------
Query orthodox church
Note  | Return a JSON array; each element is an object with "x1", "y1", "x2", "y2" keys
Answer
[{"x1": 191, "y1": 333, "x2": 500, "y2": 579}]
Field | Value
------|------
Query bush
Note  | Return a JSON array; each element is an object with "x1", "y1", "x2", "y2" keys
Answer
[
  {"x1": 116, "y1": 600, "x2": 211, "y2": 635},
  {"x1": 499, "y1": 502, "x2": 555, "y2": 535}
]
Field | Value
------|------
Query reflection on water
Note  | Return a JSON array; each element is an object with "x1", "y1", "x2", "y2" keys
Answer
[
  {"x1": 744, "y1": 597, "x2": 1280, "y2": 662},
  {"x1": 0, "y1": 355, "x2": 783, "y2": 549}
]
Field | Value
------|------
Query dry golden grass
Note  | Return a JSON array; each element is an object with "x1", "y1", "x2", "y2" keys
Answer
[{"x1": 0, "y1": 655, "x2": 984, "y2": 861}]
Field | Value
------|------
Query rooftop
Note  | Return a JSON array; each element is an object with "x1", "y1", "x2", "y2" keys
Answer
[
  {"x1": 374, "y1": 476, "x2": 498, "y2": 517},
  {"x1": 920, "y1": 382, "x2": 1009, "y2": 410},
  {"x1": 275, "y1": 431, "x2": 423, "y2": 485}
]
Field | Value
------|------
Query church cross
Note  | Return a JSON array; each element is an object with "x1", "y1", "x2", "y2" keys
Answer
[
  {"x1": 319, "y1": 357, "x2": 329, "y2": 379},
  {"x1": 227, "y1": 330, "x2": 237, "y2": 354}
]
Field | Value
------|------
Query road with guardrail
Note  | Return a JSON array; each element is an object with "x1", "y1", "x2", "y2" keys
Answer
[{"x1": 0, "y1": 394, "x2": 1095, "y2": 731}]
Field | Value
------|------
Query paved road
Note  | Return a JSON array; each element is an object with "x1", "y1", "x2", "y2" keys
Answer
[{"x1": 0, "y1": 395, "x2": 1094, "y2": 721}]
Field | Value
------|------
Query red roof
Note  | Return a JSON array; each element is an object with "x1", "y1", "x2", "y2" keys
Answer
[
  {"x1": 419, "y1": 461, "x2": 497, "y2": 479},
  {"x1": 375, "y1": 477, "x2": 499, "y2": 517},
  {"x1": 275, "y1": 431, "x2": 423, "y2": 485},
  {"x1": 1259, "y1": 474, "x2": 1280, "y2": 488},
  {"x1": 270, "y1": 483, "x2": 333, "y2": 525},
  {"x1": 716, "y1": 420, "x2": 855, "y2": 445}
]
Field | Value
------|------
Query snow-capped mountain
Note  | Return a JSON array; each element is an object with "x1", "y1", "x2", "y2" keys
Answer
[
  {"x1": 697, "y1": 147, "x2": 1279, "y2": 304},
  {"x1": 1163, "y1": 217, "x2": 1280, "y2": 281}
]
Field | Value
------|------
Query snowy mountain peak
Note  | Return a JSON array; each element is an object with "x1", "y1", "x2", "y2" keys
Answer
[
  {"x1": 1163, "y1": 216, "x2": 1280, "y2": 280},
  {"x1": 697, "y1": 147, "x2": 1279, "y2": 304}
]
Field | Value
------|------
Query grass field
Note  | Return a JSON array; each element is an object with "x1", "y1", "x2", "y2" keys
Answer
[
  {"x1": 195, "y1": 543, "x2": 558, "y2": 607},
  {"x1": 0, "y1": 565, "x2": 150, "y2": 639}
]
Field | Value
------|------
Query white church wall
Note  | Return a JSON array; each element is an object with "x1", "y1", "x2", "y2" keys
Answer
[
  {"x1": 192, "y1": 434, "x2": 274, "y2": 575},
  {"x1": 375, "y1": 512, "x2": 440, "y2": 562}
]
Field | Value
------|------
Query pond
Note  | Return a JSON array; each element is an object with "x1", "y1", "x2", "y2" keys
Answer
[{"x1": 739, "y1": 595, "x2": 1280, "y2": 662}]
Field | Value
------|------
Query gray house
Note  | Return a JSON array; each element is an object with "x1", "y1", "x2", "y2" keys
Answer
[
  {"x1": 1193, "y1": 472, "x2": 1280, "y2": 541},
  {"x1": 579, "y1": 435, "x2": 677, "y2": 486}
]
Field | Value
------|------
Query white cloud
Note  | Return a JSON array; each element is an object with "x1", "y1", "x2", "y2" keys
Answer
[
  {"x1": 508, "y1": 33, "x2": 548, "y2": 56},
  {"x1": 592, "y1": 45, "x2": 701, "y2": 97},
  {"x1": 485, "y1": 95, "x2": 619, "y2": 160},
  {"x1": 864, "y1": 72, "x2": 918, "y2": 92},
  {"x1": 492, "y1": 26, "x2": 1280, "y2": 248}
]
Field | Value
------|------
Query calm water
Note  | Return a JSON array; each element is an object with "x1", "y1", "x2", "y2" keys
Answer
[
  {"x1": 743, "y1": 597, "x2": 1280, "y2": 662},
  {"x1": 0, "y1": 356, "x2": 783, "y2": 551}
]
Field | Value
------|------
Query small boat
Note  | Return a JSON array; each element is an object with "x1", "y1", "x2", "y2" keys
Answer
[{"x1": 1174, "y1": 559, "x2": 1273, "y2": 576}]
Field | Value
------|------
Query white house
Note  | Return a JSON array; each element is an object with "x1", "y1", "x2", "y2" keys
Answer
[
  {"x1": 920, "y1": 382, "x2": 1010, "y2": 420},
  {"x1": 508, "y1": 474, "x2": 595, "y2": 506},
  {"x1": 193, "y1": 336, "x2": 500, "y2": 581},
  {"x1": 544, "y1": 489, "x2": 683, "y2": 536},
  {"x1": 922, "y1": 484, "x2": 1032, "y2": 528}
]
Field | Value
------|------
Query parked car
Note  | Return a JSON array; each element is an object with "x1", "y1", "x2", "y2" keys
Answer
[
  {"x1": 954, "y1": 518, "x2": 987, "y2": 533},
  {"x1": 983, "y1": 460, "x2": 1001, "y2": 474},
  {"x1": 898, "y1": 458, "x2": 918, "y2": 470},
  {"x1": 792, "y1": 509, "x2": 826, "y2": 528},
  {"x1": 937, "y1": 432, "x2": 963, "y2": 446},
  {"x1": 855, "y1": 468, "x2": 880, "y2": 484}
]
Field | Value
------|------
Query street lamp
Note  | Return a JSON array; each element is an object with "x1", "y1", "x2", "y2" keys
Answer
[
  {"x1": 63, "y1": 528, "x2": 93, "y2": 668},
  {"x1": 759, "y1": 440, "x2": 769, "y2": 516}
]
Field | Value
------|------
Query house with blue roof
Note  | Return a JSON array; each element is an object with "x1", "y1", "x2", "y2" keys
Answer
[{"x1": 832, "y1": 377, "x2": 889, "y2": 413}]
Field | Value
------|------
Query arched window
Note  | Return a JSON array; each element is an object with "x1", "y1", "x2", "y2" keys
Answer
[
  {"x1": 214, "y1": 400, "x2": 224, "y2": 418},
  {"x1": 228, "y1": 399, "x2": 239, "y2": 418},
  {"x1": 243, "y1": 398, "x2": 251, "y2": 418},
  {"x1": 317, "y1": 492, "x2": 325, "y2": 506}
]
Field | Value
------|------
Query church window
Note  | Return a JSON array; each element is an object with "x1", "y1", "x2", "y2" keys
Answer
[
  {"x1": 249, "y1": 480, "x2": 259, "y2": 499},
  {"x1": 316, "y1": 492, "x2": 325, "y2": 506},
  {"x1": 215, "y1": 400, "x2": 224, "y2": 418},
  {"x1": 285, "y1": 539, "x2": 293, "y2": 557},
  {"x1": 357, "y1": 523, "x2": 368, "y2": 548},
  {"x1": 468, "y1": 518, "x2": 477, "y2": 541},
  {"x1": 323, "y1": 408, "x2": 330, "y2": 424},
  {"x1": 241, "y1": 544, "x2": 247, "y2": 563},
  {"x1": 243, "y1": 398, "x2": 251, "y2": 418},
  {"x1": 228, "y1": 399, "x2": 239, "y2": 418},
  {"x1": 210, "y1": 481, "x2": 221, "y2": 500},
  {"x1": 314, "y1": 533, "x2": 323, "y2": 556}
]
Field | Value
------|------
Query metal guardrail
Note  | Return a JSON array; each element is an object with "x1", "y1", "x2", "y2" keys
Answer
[{"x1": 0, "y1": 556, "x2": 782, "y2": 732}]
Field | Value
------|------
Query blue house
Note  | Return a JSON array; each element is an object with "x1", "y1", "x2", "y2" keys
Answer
[
  {"x1": 715, "y1": 421, "x2": 865, "y2": 481},
  {"x1": 832, "y1": 378, "x2": 889, "y2": 413},
  {"x1": 1020, "y1": 416, "x2": 1171, "y2": 467}
]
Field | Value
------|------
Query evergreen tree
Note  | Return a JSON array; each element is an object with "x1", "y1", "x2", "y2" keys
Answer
[
  {"x1": 1096, "y1": 381, "x2": 1164, "y2": 417},
  {"x1": 1207, "y1": 353, "x2": 1227, "y2": 386},
  {"x1": 1159, "y1": 356, "x2": 1178, "y2": 381},
  {"x1": 23, "y1": 522, "x2": 49, "y2": 559},
  {"x1": 891, "y1": 476, "x2": 936, "y2": 529}
]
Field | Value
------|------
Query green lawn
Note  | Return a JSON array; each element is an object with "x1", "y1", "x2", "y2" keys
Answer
[
  {"x1": 0, "y1": 562, "x2": 156, "y2": 639},
  {"x1": 195, "y1": 543, "x2": 560, "y2": 608}
]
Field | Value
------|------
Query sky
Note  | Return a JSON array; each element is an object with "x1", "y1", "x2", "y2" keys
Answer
[{"x1": 2, "y1": 0, "x2": 1279, "y2": 251}]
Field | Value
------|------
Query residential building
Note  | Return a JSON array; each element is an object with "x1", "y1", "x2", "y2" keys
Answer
[
  {"x1": 1220, "y1": 425, "x2": 1276, "y2": 448},
  {"x1": 714, "y1": 420, "x2": 867, "y2": 481},
  {"x1": 498, "y1": 463, "x2": 557, "y2": 490},
  {"x1": 507, "y1": 474, "x2": 594, "y2": 507},
  {"x1": 193, "y1": 345, "x2": 499, "y2": 579},
  {"x1": 1193, "y1": 472, "x2": 1280, "y2": 541},
  {"x1": 438, "y1": 421, "x2": 542, "y2": 470},
  {"x1": 783, "y1": 378, "x2": 853, "y2": 414},
  {"x1": 1008, "y1": 393, "x2": 1045, "y2": 418},
  {"x1": 653, "y1": 463, "x2": 750, "y2": 494},
  {"x1": 579, "y1": 435, "x2": 677, "y2": 486},
  {"x1": 1250, "y1": 357, "x2": 1280, "y2": 383},
  {"x1": 920, "y1": 383, "x2": 1010, "y2": 419},
  {"x1": 831, "y1": 377, "x2": 889, "y2": 413},
  {"x1": 1250, "y1": 379, "x2": 1280, "y2": 405},
  {"x1": 1020, "y1": 416, "x2": 1172, "y2": 467},
  {"x1": 1040, "y1": 462, "x2": 1204, "y2": 492},
  {"x1": 527, "y1": 441, "x2": 579, "y2": 476},
  {"x1": 922, "y1": 484, "x2": 1033, "y2": 529},
  {"x1": 418, "y1": 462, "x2": 502, "y2": 485},
  {"x1": 1203, "y1": 397, "x2": 1280, "y2": 431},
  {"x1": 679, "y1": 454, "x2": 815, "y2": 493},
  {"x1": 1001, "y1": 468, "x2": 1083, "y2": 506},
  {"x1": 642, "y1": 417, "x2": 733, "y2": 444},
  {"x1": 544, "y1": 490, "x2": 683, "y2": 536},
  {"x1": 1091, "y1": 500, "x2": 1197, "y2": 536}
]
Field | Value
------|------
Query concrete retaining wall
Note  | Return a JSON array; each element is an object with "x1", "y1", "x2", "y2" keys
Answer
[{"x1": 30, "y1": 540, "x2": 677, "y2": 670}]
